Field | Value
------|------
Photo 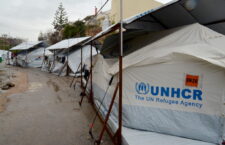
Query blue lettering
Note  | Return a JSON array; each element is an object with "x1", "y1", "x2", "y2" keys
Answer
[
  {"x1": 161, "y1": 87, "x2": 170, "y2": 97},
  {"x1": 182, "y1": 89, "x2": 191, "y2": 99},
  {"x1": 171, "y1": 88, "x2": 180, "y2": 98},
  {"x1": 193, "y1": 90, "x2": 202, "y2": 101},
  {"x1": 151, "y1": 86, "x2": 159, "y2": 96}
]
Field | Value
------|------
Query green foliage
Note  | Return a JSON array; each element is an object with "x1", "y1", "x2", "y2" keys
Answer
[
  {"x1": 63, "y1": 20, "x2": 86, "y2": 39},
  {"x1": 0, "y1": 35, "x2": 23, "y2": 50},
  {"x1": 52, "y1": 2, "x2": 68, "y2": 31}
]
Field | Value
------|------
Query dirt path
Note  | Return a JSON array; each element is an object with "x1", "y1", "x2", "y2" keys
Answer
[
  {"x1": 0, "y1": 70, "x2": 28, "y2": 112},
  {"x1": 0, "y1": 67, "x2": 113, "y2": 145}
]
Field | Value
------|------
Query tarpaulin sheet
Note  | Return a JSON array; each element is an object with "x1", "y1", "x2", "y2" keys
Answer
[
  {"x1": 90, "y1": 24, "x2": 225, "y2": 144},
  {"x1": 68, "y1": 45, "x2": 97, "y2": 73},
  {"x1": 16, "y1": 47, "x2": 52, "y2": 68}
]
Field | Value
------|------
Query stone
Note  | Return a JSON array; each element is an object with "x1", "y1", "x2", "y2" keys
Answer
[{"x1": 2, "y1": 85, "x2": 10, "y2": 90}]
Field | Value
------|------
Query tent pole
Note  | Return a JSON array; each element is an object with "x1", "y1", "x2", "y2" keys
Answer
[
  {"x1": 51, "y1": 50, "x2": 55, "y2": 73},
  {"x1": 41, "y1": 46, "x2": 46, "y2": 68},
  {"x1": 118, "y1": 0, "x2": 123, "y2": 144},
  {"x1": 81, "y1": 46, "x2": 83, "y2": 89},
  {"x1": 26, "y1": 49, "x2": 28, "y2": 67},
  {"x1": 66, "y1": 39, "x2": 70, "y2": 76},
  {"x1": 95, "y1": 83, "x2": 119, "y2": 145},
  {"x1": 90, "y1": 41, "x2": 93, "y2": 104}
]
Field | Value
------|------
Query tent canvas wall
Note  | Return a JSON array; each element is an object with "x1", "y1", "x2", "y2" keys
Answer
[
  {"x1": 0, "y1": 50, "x2": 12, "y2": 64},
  {"x1": 48, "y1": 45, "x2": 97, "y2": 76},
  {"x1": 45, "y1": 37, "x2": 100, "y2": 76},
  {"x1": 10, "y1": 41, "x2": 49, "y2": 68},
  {"x1": 87, "y1": 24, "x2": 225, "y2": 145},
  {"x1": 26, "y1": 47, "x2": 52, "y2": 68}
]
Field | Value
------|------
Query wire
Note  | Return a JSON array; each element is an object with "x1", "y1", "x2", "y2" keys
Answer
[
  {"x1": 86, "y1": 0, "x2": 110, "y2": 26},
  {"x1": 96, "y1": 0, "x2": 110, "y2": 16}
]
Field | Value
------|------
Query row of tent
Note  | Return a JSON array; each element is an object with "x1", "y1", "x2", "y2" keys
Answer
[
  {"x1": 9, "y1": 37, "x2": 97, "y2": 76},
  {"x1": 8, "y1": 0, "x2": 225, "y2": 145}
]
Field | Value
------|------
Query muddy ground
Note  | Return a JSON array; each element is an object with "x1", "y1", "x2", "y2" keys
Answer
[{"x1": 0, "y1": 65, "x2": 113, "y2": 145}]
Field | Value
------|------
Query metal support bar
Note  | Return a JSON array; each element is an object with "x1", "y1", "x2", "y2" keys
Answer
[
  {"x1": 95, "y1": 83, "x2": 119, "y2": 145},
  {"x1": 117, "y1": 0, "x2": 123, "y2": 144},
  {"x1": 58, "y1": 61, "x2": 68, "y2": 76},
  {"x1": 41, "y1": 47, "x2": 46, "y2": 68},
  {"x1": 81, "y1": 46, "x2": 83, "y2": 89},
  {"x1": 91, "y1": 101, "x2": 116, "y2": 144},
  {"x1": 25, "y1": 50, "x2": 28, "y2": 67},
  {"x1": 90, "y1": 41, "x2": 94, "y2": 104},
  {"x1": 79, "y1": 73, "x2": 90, "y2": 106},
  {"x1": 66, "y1": 39, "x2": 70, "y2": 76},
  {"x1": 70, "y1": 63, "x2": 81, "y2": 87}
]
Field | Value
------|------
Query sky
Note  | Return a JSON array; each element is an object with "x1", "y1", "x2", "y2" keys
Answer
[{"x1": 0, "y1": 0, "x2": 172, "y2": 41}]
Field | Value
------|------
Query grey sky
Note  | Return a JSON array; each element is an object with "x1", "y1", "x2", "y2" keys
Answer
[{"x1": 0, "y1": 0, "x2": 171, "y2": 41}]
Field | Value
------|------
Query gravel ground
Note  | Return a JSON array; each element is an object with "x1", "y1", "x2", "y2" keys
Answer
[{"x1": 0, "y1": 66, "x2": 113, "y2": 145}]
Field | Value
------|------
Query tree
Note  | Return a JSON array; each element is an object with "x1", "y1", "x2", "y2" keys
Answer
[
  {"x1": 62, "y1": 20, "x2": 86, "y2": 39},
  {"x1": 52, "y1": 2, "x2": 68, "y2": 31},
  {"x1": 0, "y1": 34, "x2": 23, "y2": 50},
  {"x1": 38, "y1": 31, "x2": 47, "y2": 41}
]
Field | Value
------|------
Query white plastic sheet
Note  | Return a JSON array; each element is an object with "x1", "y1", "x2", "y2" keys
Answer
[{"x1": 90, "y1": 24, "x2": 225, "y2": 144}]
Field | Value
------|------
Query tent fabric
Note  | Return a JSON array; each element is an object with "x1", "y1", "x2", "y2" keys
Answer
[
  {"x1": 16, "y1": 47, "x2": 51, "y2": 68},
  {"x1": 47, "y1": 37, "x2": 89, "y2": 50},
  {"x1": 125, "y1": 0, "x2": 225, "y2": 35},
  {"x1": 108, "y1": 23, "x2": 225, "y2": 75},
  {"x1": 49, "y1": 45, "x2": 97, "y2": 76},
  {"x1": 83, "y1": 0, "x2": 225, "y2": 46},
  {"x1": 10, "y1": 41, "x2": 42, "y2": 50},
  {"x1": 50, "y1": 61, "x2": 66, "y2": 75},
  {"x1": 94, "y1": 100, "x2": 216, "y2": 145},
  {"x1": 68, "y1": 45, "x2": 97, "y2": 73},
  {"x1": 88, "y1": 24, "x2": 225, "y2": 144}
]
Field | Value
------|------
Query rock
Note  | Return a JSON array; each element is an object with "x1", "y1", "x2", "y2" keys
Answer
[
  {"x1": 2, "y1": 85, "x2": 10, "y2": 90},
  {"x1": 1, "y1": 82, "x2": 15, "y2": 90},
  {"x1": 7, "y1": 82, "x2": 15, "y2": 87}
]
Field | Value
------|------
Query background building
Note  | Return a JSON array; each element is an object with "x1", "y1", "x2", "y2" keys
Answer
[{"x1": 110, "y1": 0, "x2": 162, "y2": 23}]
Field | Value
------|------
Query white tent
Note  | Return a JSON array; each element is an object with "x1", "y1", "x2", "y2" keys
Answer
[
  {"x1": 45, "y1": 37, "x2": 97, "y2": 76},
  {"x1": 47, "y1": 37, "x2": 89, "y2": 50},
  {"x1": 16, "y1": 47, "x2": 52, "y2": 68},
  {"x1": 49, "y1": 45, "x2": 97, "y2": 76},
  {"x1": 68, "y1": 45, "x2": 97, "y2": 73},
  {"x1": 10, "y1": 41, "x2": 42, "y2": 51},
  {"x1": 88, "y1": 24, "x2": 225, "y2": 145},
  {"x1": 10, "y1": 41, "x2": 50, "y2": 68}
]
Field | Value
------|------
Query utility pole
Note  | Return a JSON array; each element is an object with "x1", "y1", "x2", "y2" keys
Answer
[{"x1": 118, "y1": 0, "x2": 123, "y2": 144}]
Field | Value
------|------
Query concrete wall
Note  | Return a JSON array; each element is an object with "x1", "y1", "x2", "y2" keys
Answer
[{"x1": 110, "y1": 0, "x2": 162, "y2": 23}]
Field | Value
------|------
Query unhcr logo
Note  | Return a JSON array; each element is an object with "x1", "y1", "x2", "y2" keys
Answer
[
  {"x1": 135, "y1": 82, "x2": 149, "y2": 95},
  {"x1": 135, "y1": 82, "x2": 203, "y2": 101}
]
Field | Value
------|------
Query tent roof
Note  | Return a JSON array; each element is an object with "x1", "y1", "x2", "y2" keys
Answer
[
  {"x1": 108, "y1": 24, "x2": 225, "y2": 75},
  {"x1": 125, "y1": 0, "x2": 225, "y2": 34},
  {"x1": 47, "y1": 37, "x2": 90, "y2": 50},
  {"x1": 10, "y1": 41, "x2": 42, "y2": 50},
  {"x1": 84, "y1": 0, "x2": 225, "y2": 44}
]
